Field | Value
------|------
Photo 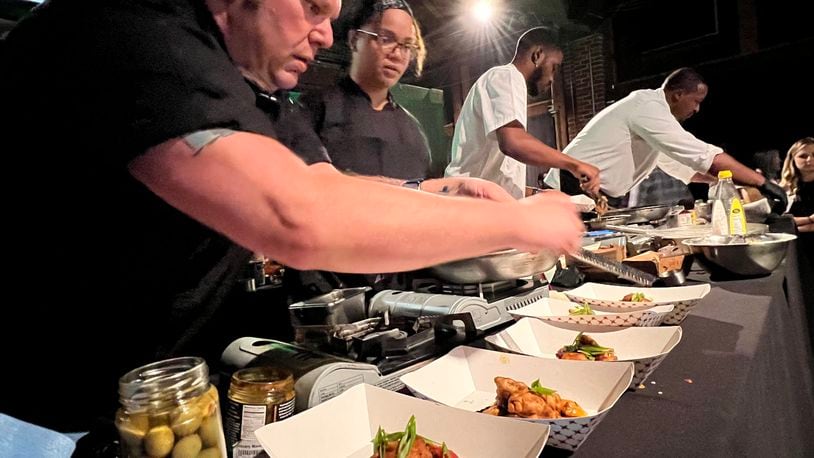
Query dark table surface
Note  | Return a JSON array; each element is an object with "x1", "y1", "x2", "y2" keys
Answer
[{"x1": 545, "y1": 246, "x2": 814, "y2": 457}]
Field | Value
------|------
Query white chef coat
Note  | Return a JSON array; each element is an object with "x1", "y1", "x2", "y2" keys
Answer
[
  {"x1": 544, "y1": 88, "x2": 722, "y2": 197},
  {"x1": 445, "y1": 64, "x2": 528, "y2": 199}
]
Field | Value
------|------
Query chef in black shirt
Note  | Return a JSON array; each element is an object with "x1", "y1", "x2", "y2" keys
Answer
[
  {"x1": 299, "y1": 0, "x2": 506, "y2": 199},
  {"x1": 2, "y1": 0, "x2": 584, "y2": 434},
  {"x1": 302, "y1": 0, "x2": 429, "y2": 180}
]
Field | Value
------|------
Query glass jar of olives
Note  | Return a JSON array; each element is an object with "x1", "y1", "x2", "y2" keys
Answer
[{"x1": 116, "y1": 357, "x2": 226, "y2": 458}]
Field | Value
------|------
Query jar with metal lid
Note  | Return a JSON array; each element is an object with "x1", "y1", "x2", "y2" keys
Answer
[
  {"x1": 225, "y1": 366, "x2": 295, "y2": 458},
  {"x1": 116, "y1": 357, "x2": 226, "y2": 458}
]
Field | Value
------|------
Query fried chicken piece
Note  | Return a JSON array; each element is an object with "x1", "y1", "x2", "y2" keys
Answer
[
  {"x1": 494, "y1": 376, "x2": 530, "y2": 405},
  {"x1": 578, "y1": 334, "x2": 601, "y2": 346},
  {"x1": 375, "y1": 437, "x2": 433, "y2": 458},
  {"x1": 507, "y1": 390, "x2": 562, "y2": 419},
  {"x1": 490, "y1": 376, "x2": 589, "y2": 419},
  {"x1": 557, "y1": 351, "x2": 590, "y2": 361},
  {"x1": 595, "y1": 352, "x2": 618, "y2": 362},
  {"x1": 622, "y1": 293, "x2": 652, "y2": 302},
  {"x1": 479, "y1": 403, "x2": 502, "y2": 416},
  {"x1": 559, "y1": 399, "x2": 588, "y2": 417}
]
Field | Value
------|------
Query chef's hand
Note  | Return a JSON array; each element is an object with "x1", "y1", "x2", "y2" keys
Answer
[
  {"x1": 516, "y1": 191, "x2": 583, "y2": 254},
  {"x1": 758, "y1": 180, "x2": 789, "y2": 214},
  {"x1": 570, "y1": 161, "x2": 601, "y2": 197},
  {"x1": 421, "y1": 177, "x2": 515, "y2": 202}
]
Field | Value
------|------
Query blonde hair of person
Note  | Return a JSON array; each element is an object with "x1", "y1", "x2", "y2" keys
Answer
[
  {"x1": 780, "y1": 137, "x2": 814, "y2": 197},
  {"x1": 410, "y1": 16, "x2": 427, "y2": 76}
]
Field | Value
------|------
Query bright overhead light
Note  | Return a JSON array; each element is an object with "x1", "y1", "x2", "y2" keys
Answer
[{"x1": 472, "y1": 0, "x2": 493, "y2": 24}]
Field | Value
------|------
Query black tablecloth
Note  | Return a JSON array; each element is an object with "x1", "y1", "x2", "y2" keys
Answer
[{"x1": 547, "y1": 251, "x2": 814, "y2": 457}]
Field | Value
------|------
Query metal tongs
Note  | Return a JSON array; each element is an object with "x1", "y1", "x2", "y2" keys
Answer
[
  {"x1": 570, "y1": 248, "x2": 688, "y2": 287},
  {"x1": 294, "y1": 318, "x2": 383, "y2": 341},
  {"x1": 570, "y1": 248, "x2": 659, "y2": 286}
]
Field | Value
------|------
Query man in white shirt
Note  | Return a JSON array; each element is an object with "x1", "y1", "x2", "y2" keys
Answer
[
  {"x1": 544, "y1": 67, "x2": 787, "y2": 211},
  {"x1": 445, "y1": 27, "x2": 600, "y2": 199}
]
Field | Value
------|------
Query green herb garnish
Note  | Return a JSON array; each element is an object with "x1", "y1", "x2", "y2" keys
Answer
[
  {"x1": 569, "y1": 302, "x2": 595, "y2": 315},
  {"x1": 530, "y1": 379, "x2": 557, "y2": 396},
  {"x1": 396, "y1": 415, "x2": 417, "y2": 458},
  {"x1": 373, "y1": 415, "x2": 453, "y2": 457},
  {"x1": 372, "y1": 425, "x2": 388, "y2": 457},
  {"x1": 559, "y1": 332, "x2": 615, "y2": 361}
]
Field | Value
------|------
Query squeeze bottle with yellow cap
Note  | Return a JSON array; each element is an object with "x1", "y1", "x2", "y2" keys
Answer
[{"x1": 710, "y1": 170, "x2": 746, "y2": 236}]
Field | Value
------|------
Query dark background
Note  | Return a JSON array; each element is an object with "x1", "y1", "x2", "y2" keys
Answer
[{"x1": 4, "y1": 0, "x2": 812, "y2": 163}]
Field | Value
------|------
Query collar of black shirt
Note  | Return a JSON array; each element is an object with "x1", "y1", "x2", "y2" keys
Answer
[{"x1": 339, "y1": 75, "x2": 398, "y2": 110}]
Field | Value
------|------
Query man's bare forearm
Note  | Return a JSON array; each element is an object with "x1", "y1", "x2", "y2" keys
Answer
[{"x1": 709, "y1": 152, "x2": 765, "y2": 187}]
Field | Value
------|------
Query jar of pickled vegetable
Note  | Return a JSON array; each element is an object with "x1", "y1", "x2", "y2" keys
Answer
[
  {"x1": 224, "y1": 366, "x2": 295, "y2": 458},
  {"x1": 116, "y1": 357, "x2": 226, "y2": 458}
]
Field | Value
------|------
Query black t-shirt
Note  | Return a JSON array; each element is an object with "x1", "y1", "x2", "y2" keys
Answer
[
  {"x1": 790, "y1": 180, "x2": 814, "y2": 249},
  {"x1": 2, "y1": 0, "x2": 280, "y2": 431},
  {"x1": 247, "y1": 80, "x2": 331, "y2": 165},
  {"x1": 790, "y1": 180, "x2": 814, "y2": 217},
  {"x1": 300, "y1": 76, "x2": 431, "y2": 179}
]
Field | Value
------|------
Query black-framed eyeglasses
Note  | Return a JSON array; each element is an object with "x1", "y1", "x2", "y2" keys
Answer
[{"x1": 355, "y1": 29, "x2": 418, "y2": 58}]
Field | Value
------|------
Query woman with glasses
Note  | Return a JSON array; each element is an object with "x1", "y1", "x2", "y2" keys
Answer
[{"x1": 300, "y1": 0, "x2": 433, "y2": 181}]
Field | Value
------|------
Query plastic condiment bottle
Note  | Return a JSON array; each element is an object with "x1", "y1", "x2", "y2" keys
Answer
[{"x1": 710, "y1": 170, "x2": 747, "y2": 236}]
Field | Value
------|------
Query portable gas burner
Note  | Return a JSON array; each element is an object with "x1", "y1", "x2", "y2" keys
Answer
[{"x1": 221, "y1": 278, "x2": 550, "y2": 412}]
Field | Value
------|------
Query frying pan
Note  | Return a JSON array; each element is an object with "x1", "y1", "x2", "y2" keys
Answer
[
  {"x1": 603, "y1": 204, "x2": 671, "y2": 223},
  {"x1": 428, "y1": 249, "x2": 558, "y2": 284}
]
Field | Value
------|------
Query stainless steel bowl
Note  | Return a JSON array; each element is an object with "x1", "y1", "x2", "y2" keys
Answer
[
  {"x1": 428, "y1": 249, "x2": 558, "y2": 284},
  {"x1": 681, "y1": 233, "x2": 797, "y2": 277}
]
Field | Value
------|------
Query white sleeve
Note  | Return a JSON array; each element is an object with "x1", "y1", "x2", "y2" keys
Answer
[
  {"x1": 657, "y1": 155, "x2": 697, "y2": 184},
  {"x1": 543, "y1": 168, "x2": 560, "y2": 190},
  {"x1": 478, "y1": 68, "x2": 528, "y2": 135},
  {"x1": 629, "y1": 101, "x2": 722, "y2": 174}
]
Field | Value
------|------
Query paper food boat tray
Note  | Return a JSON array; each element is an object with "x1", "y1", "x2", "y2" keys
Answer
[
  {"x1": 255, "y1": 383, "x2": 549, "y2": 458},
  {"x1": 510, "y1": 297, "x2": 674, "y2": 328},
  {"x1": 485, "y1": 318, "x2": 682, "y2": 387},
  {"x1": 564, "y1": 283, "x2": 710, "y2": 325},
  {"x1": 400, "y1": 346, "x2": 633, "y2": 451}
]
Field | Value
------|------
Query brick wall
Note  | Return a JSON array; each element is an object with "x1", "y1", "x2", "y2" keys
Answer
[{"x1": 562, "y1": 34, "x2": 610, "y2": 142}]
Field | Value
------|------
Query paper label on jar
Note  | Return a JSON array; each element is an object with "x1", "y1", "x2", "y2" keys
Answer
[
  {"x1": 225, "y1": 398, "x2": 296, "y2": 458},
  {"x1": 676, "y1": 212, "x2": 695, "y2": 227}
]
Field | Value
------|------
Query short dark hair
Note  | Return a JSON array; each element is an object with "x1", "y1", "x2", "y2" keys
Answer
[
  {"x1": 345, "y1": 0, "x2": 426, "y2": 75},
  {"x1": 515, "y1": 26, "x2": 561, "y2": 55},
  {"x1": 663, "y1": 67, "x2": 706, "y2": 93},
  {"x1": 347, "y1": 0, "x2": 413, "y2": 31}
]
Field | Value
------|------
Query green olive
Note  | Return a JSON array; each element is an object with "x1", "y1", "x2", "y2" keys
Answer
[
  {"x1": 198, "y1": 387, "x2": 219, "y2": 418},
  {"x1": 144, "y1": 425, "x2": 175, "y2": 457},
  {"x1": 197, "y1": 415, "x2": 221, "y2": 448},
  {"x1": 196, "y1": 448, "x2": 222, "y2": 458},
  {"x1": 171, "y1": 405, "x2": 203, "y2": 437},
  {"x1": 149, "y1": 412, "x2": 172, "y2": 427},
  {"x1": 171, "y1": 434, "x2": 202, "y2": 458},
  {"x1": 116, "y1": 411, "x2": 150, "y2": 448}
]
